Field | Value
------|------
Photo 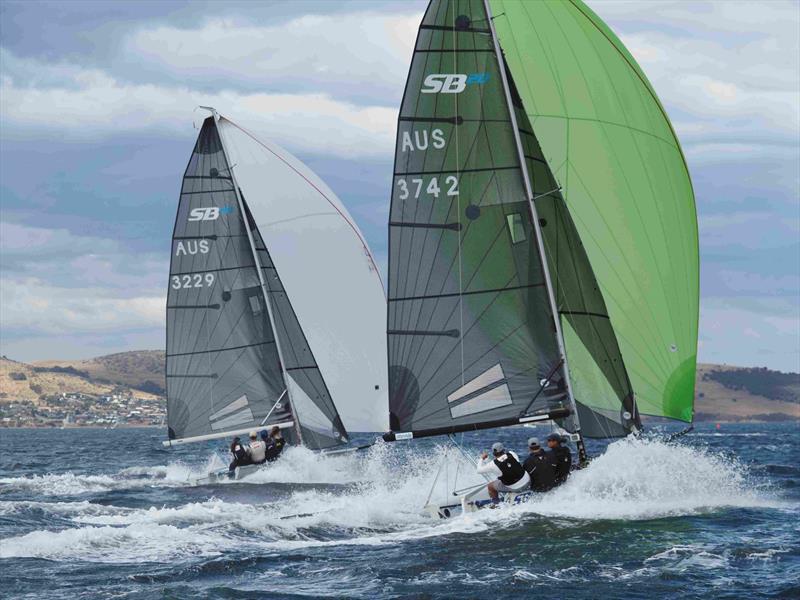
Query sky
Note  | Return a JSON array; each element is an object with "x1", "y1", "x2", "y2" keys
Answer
[{"x1": 0, "y1": 0, "x2": 798, "y2": 372}]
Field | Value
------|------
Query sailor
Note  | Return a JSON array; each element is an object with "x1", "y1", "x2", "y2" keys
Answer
[
  {"x1": 547, "y1": 433, "x2": 572, "y2": 485},
  {"x1": 228, "y1": 436, "x2": 251, "y2": 471},
  {"x1": 477, "y1": 442, "x2": 530, "y2": 503},
  {"x1": 248, "y1": 431, "x2": 267, "y2": 464},
  {"x1": 522, "y1": 437, "x2": 557, "y2": 492},
  {"x1": 264, "y1": 425, "x2": 286, "y2": 462}
]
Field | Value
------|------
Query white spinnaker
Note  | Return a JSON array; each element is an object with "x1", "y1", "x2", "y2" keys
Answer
[{"x1": 217, "y1": 117, "x2": 388, "y2": 433}]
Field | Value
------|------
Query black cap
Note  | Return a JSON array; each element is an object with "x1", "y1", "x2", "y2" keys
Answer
[{"x1": 546, "y1": 433, "x2": 562, "y2": 442}]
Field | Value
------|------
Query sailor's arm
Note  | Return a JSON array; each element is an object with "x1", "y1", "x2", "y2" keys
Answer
[{"x1": 476, "y1": 454, "x2": 500, "y2": 476}]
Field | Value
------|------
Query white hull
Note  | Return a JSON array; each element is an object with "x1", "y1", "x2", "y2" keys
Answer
[
  {"x1": 424, "y1": 487, "x2": 534, "y2": 519},
  {"x1": 191, "y1": 463, "x2": 265, "y2": 486}
]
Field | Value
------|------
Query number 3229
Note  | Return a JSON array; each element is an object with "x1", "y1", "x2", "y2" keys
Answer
[{"x1": 171, "y1": 273, "x2": 215, "y2": 289}]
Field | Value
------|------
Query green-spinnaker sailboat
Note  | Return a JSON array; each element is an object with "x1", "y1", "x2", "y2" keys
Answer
[{"x1": 382, "y1": 0, "x2": 698, "y2": 515}]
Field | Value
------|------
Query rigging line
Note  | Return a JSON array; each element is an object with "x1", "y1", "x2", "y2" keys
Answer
[
  {"x1": 522, "y1": 359, "x2": 563, "y2": 415},
  {"x1": 261, "y1": 389, "x2": 288, "y2": 425}
]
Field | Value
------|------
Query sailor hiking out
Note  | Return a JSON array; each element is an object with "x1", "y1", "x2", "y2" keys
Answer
[
  {"x1": 228, "y1": 437, "x2": 251, "y2": 472},
  {"x1": 547, "y1": 433, "x2": 572, "y2": 485},
  {"x1": 477, "y1": 442, "x2": 530, "y2": 503},
  {"x1": 523, "y1": 437, "x2": 558, "y2": 492}
]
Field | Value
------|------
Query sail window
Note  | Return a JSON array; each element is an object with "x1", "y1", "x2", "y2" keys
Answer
[
  {"x1": 249, "y1": 295, "x2": 262, "y2": 315},
  {"x1": 506, "y1": 213, "x2": 527, "y2": 244}
]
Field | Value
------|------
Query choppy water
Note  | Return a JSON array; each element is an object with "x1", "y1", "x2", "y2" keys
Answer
[{"x1": 0, "y1": 422, "x2": 797, "y2": 599}]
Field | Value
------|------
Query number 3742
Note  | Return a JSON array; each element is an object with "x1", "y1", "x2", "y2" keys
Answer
[{"x1": 396, "y1": 176, "x2": 458, "y2": 200}]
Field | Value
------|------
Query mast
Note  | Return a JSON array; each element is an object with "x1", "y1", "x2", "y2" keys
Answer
[
  {"x1": 483, "y1": 1, "x2": 587, "y2": 464},
  {"x1": 204, "y1": 108, "x2": 305, "y2": 445}
]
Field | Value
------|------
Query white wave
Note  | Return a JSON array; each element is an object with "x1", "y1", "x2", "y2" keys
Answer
[
  {"x1": 0, "y1": 437, "x2": 791, "y2": 562},
  {"x1": 0, "y1": 522, "x2": 231, "y2": 562},
  {"x1": 0, "y1": 458, "x2": 216, "y2": 496},
  {"x1": 506, "y1": 436, "x2": 787, "y2": 520}
]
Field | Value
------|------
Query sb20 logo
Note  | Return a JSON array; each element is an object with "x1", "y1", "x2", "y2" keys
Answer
[
  {"x1": 421, "y1": 73, "x2": 490, "y2": 94},
  {"x1": 187, "y1": 206, "x2": 233, "y2": 222}
]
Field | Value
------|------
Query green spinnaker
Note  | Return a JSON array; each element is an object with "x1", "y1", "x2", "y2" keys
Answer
[{"x1": 490, "y1": 0, "x2": 699, "y2": 421}]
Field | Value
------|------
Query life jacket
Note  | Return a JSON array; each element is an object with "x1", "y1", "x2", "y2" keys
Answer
[
  {"x1": 232, "y1": 443, "x2": 248, "y2": 461},
  {"x1": 265, "y1": 437, "x2": 285, "y2": 462},
  {"x1": 552, "y1": 446, "x2": 572, "y2": 483},
  {"x1": 494, "y1": 452, "x2": 526, "y2": 485}
]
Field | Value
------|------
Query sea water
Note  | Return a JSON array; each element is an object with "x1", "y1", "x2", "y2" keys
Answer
[{"x1": 0, "y1": 422, "x2": 797, "y2": 599}]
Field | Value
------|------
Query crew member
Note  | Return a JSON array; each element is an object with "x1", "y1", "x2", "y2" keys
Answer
[
  {"x1": 264, "y1": 425, "x2": 286, "y2": 462},
  {"x1": 523, "y1": 437, "x2": 557, "y2": 492},
  {"x1": 547, "y1": 433, "x2": 572, "y2": 485},
  {"x1": 248, "y1": 430, "x2": 267, "y2": 464},
  {"x1": 477, "y1": 442, "x2": 530, "y2": 503},
  {"x1": 228, "y1": 436, "x2": 251, "y2": 471}
]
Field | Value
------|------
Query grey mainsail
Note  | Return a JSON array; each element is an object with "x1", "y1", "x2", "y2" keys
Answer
[
  {"x1": 386, "y1": 0, "x2": 572, "y2": 438},
  {"x1": 166, "y1": 116, "x2": 347, "y2": 450}
]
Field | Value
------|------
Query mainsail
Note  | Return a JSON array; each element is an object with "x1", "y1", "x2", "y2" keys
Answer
[
  {"x1": 166, "y1": 117, "x2": 296, "y2": 444},
  {"x1": 386, "y1": 0, "x2": 574, "y2": 441},
  {"x1": 385, "y1": 0, "x2": 697, "y2": 444},
  {"x1": 165, "y1": 112, "x2": 384, "y2": 449}
]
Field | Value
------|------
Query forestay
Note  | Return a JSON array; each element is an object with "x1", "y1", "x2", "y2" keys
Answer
[{"x1": 387, "y1": 0, "x2": 573, "y2": 438}]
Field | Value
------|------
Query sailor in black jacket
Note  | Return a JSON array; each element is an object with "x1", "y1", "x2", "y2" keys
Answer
[
  {"x1": 522, "y1": 437, "x2": 557, "y2": 492},
  {"x1": 546, "y1": 433, "x2": 572, "y2": 485},
  {"x1": 477, "y1": 442, "x2": 530, "y2": 502}
]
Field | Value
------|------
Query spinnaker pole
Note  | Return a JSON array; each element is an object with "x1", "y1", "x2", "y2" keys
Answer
[
  {"x1": 205, "y1": 108, "x2": 305, "y2": 445},
  {"x1": 483, "y1": 1, "x2": 588, "y2": 465}
]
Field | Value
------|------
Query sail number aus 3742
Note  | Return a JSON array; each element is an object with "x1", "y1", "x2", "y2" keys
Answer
[
  {"x1": 396, "y1": 176, "x2": 458, "y2": 200},
  {"x1": 171, "y1": 273, "x2": 215, "y2": 289}
]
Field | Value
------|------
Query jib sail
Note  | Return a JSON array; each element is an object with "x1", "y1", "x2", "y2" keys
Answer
[
  {"x1": 490, "y1": 0, "x2": 699, "y2": 423},
  {"x1": 386, "y1": 0, "x2": 574, "y2": 439},
  {"x1": 166, "y1": 117, "x2": 294, "y2": 444}
]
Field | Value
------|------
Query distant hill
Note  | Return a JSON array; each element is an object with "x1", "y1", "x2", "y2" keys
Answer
[
  {"x1": 0, "y1": 351, "x2": 164, "y2": 404},
  {"x1": 693, "y1": 363, "x2": 799, "y2": 422},
  {"x1": 1, "y1": 351, "x2": 798, "y2": 421},
  {"x1": 34, "y1": 350, "x2": 165, "y2": 396}
]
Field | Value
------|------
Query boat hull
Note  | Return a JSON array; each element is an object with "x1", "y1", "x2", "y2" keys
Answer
[{"x1": 425, "y1": 488, "x2": 534, "y2": 519}]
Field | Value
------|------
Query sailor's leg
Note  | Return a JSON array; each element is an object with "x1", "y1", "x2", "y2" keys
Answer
[{"x1": 487, "y1": 480, "x2": 499, "y2": 501}]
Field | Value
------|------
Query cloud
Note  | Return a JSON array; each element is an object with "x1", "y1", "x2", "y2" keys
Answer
[
  {"x1": 0, "y1": 222, "x2": 167, "y2": 291},
  {"x1": 0, "y1": 276, "x2": 164, "y2": 336},
  {"x1": 125, "y1": 12, "x2": 419, "y2": 103},
  {"x1": 0, "y1": 66, "x2": 396, "y2": 158},
  {"x1": 699, "y1": 297, "x2": 799, "y2": 372}
]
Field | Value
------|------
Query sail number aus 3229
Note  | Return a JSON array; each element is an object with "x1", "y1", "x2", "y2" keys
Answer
[
  {"x1": 171, "y1": 273, "x2": 215, "y2": 289},
  {"x1": 396, "y1": 176, "x2": 458, "y2": 200}
]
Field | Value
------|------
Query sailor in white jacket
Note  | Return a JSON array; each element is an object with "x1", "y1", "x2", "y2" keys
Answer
[{"x1": 477, "y1": 442, "x2": 531, "y2": 502}]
